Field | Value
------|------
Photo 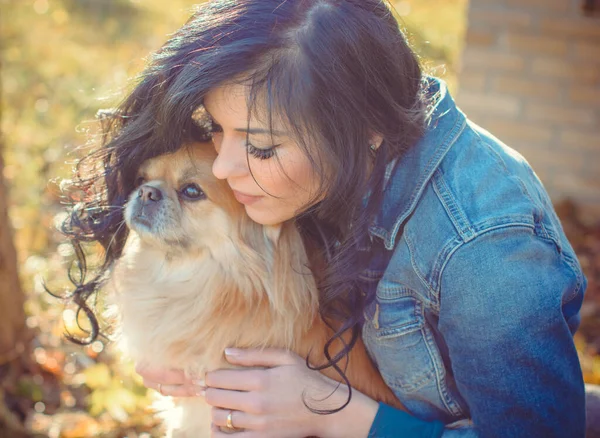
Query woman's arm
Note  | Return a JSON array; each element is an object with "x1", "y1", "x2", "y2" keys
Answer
[
  {"x1": 367, "y1": 224, "x2": 586, "y2": 437},
  {"x1": 367, "y1": 402, "x2": 445, "y2": 438},
  {"x1": 206, "y1": 348, "x2": 448, "y2": 438},
  {"x1": 136, "y1": 349, "x2": 445, "y2": 438},
  {"x1": 437, "y1": 226, "x2": 586, "y2": 437}
]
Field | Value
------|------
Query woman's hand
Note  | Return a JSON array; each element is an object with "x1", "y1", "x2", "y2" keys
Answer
[
  {"x1": 135, "y1": 362, "x2": 203, "y2": 397},
  {"x1": 135, "y1": 348, "x2": 380, "y2": 438}
]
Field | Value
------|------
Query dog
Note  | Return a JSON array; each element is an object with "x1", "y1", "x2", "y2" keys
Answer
[{"x1": 107, "y1": 141, "x2": 403, "y2": 437}]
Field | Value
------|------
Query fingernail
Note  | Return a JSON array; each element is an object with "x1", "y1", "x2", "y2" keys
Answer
[
  {"x1": 192, "y1": 379, "x2": 205, "y2": 387},
  {"x1": 224, "y1": 348, "x2": 240, "y2": 356}
]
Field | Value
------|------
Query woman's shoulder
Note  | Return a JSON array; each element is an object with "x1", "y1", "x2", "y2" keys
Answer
[
  {"x1": 388, "y1": 117, "x2": 571, "y2": 261},
  {"x1": 369, "y1": 93, "x2": 580, "y2": 304},
  {"x1": 371, "y1": 78, "x2": 558, "y2": 252},
  {"x1": 436, "y1": 118, "x2": 556, "y2": 237}
]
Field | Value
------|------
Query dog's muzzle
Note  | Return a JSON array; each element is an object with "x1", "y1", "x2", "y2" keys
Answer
[{"x1": 131, "y1": 185, "x2": 163, "y2": 228}]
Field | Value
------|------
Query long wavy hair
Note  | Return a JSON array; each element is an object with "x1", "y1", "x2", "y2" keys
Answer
[{"x1": 57, "y1": 0, "x2": 428, "y2": 413}]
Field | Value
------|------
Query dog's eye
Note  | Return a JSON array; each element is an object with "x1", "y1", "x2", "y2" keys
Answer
[{"x1": 179, "y1": 183, "x2": 206, "y2": 201}]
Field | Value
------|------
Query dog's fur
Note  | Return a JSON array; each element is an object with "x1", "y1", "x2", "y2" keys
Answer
[{"x1": 108, "y1": 142, "x2": 403, "y2": 437}]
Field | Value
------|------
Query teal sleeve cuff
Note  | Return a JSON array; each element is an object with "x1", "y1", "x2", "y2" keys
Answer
[{"x1": 368, "y1": 402, "x2": 445, "y2": 438}]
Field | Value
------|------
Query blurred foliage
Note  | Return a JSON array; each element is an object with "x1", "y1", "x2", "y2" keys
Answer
[
  {"x1": 2, "y1": 1, "x2": 205, "y2": 435},
  {"x1": 2, "y1": 0, "x2": 597, "y2": 437},
  {"x1": 394, "y1": 0, "x2": 468, "y2": 91}
]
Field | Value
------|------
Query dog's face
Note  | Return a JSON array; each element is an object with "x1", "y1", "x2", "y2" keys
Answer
[{"x1": 124, "y1": 142, "x2": 243, "y2": 253}]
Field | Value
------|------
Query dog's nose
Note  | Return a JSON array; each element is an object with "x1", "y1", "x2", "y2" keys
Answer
[{"x1": 138, "y1": 185, "x2": 163, "y2": 203}]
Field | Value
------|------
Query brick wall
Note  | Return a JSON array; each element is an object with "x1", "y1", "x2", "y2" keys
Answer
[{"x1": 456, "y1": 0, "x2": 600, "y2": 216}]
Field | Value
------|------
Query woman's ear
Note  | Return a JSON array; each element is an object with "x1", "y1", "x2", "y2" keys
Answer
[{"x1": 369, "y1": 133, "x2": 384, "y2": 151}]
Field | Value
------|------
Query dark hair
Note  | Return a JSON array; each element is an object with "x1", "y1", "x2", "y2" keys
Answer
[{"x1": 58, "y1": 0, "x2": 427, "y2": 414}]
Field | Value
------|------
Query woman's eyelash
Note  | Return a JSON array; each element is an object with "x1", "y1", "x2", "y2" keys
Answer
[
  {"x1": 210, "y1": 119, "x2": 278, "y2": 160},
  {"x1": 246, "y1": 143, "x2": 277, "y2": 160}
]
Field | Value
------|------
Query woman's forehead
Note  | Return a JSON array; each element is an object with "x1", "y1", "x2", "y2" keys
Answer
[
  {"x1": 203, "y1": 82, "x2": 286, "y2": 132},
  {"x1": 204, "y1": 83, "x2": 249, "y2": 120}
]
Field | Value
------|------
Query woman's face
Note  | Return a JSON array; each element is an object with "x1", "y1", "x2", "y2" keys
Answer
[{"x1": 203, "y1": 83, "x2": 322, "y2": 226}]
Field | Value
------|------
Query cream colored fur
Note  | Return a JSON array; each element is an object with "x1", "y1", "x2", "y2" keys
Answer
[{"x1": 107, "y1": 142, "x2": 403, "y2": 437}]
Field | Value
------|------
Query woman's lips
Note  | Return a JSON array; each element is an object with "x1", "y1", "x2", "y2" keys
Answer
[{"x1": 232, "y1": 190, "x2": 262, "y2": 205}]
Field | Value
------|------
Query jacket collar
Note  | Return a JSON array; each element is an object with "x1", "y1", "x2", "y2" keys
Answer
[{"x1": 368, "y1": 77, "x2": 467, "y2": 250}]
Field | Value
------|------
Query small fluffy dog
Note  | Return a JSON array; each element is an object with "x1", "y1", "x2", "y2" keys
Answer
[{"x1": 108, "y1": 142, "x2": 403, "y2": 437}]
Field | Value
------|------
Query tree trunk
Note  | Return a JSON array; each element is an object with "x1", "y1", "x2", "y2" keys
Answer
[
  {"x1": 0, "y1": 152, "x2": 27, "y2": 361},
  {"x1": 0, "y1": 144, "x2": 30, "y2": 437}
]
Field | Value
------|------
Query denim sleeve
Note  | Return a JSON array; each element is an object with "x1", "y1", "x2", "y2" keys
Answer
[
  {"x1": 437, "y1": 225, "x2": 586, "y2": 437},
  {"x1": 368, "y1": 403, "x2": 483, "y2": 437},
  {"x1": 368, "y1": 402, "x2": 445, "y2": 438}
]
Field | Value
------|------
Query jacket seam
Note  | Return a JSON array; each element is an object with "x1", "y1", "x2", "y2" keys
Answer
[
  {"x1": 468, "y1": 217, "x2": 535, "y2": 239},
  {"x1": 422, "y1": 325, "x2": 466, "y2": 417},
  {"x1": 429, "y1": 218, "x2": 536, "y2": 301},
  {"x1": 430, "y1": 236, "x2": 463, "y2": 304},
  {"x1": 403, "y1": 232, "x2": 438, "y2": 305},
  {"x1": 432, "y1": 169, "x2": 473, "y2": 241},
  {"x1": 436, "y1": 223, "x2": 538, "y2": 292},
  {"x1": 384, "y1": 117, "x2": 468, "y2": 250},
  {"x1": 560, "y1": 251, "x2": 585, "y2": 305}
]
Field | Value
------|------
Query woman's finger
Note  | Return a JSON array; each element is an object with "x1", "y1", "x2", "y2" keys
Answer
[
  {"x1": 210, "y1": 423, "x2": 257, "y2": 438},
  {"x1": 135, "y1": 364, "x2": 189, "y2": 386},
  {"x1": 204, "y1": 387, "x2": 263, "y2": 413},
  {"x1": 205, "y1": 368, "x2": 266, "y2": 391},
  {"x1": 211, "y1": 407, "x2": 267, "y2": 431},
  {"x1": 144, "y1": 380, "x2": 205, "y2": 398},
  {"x1": 224, "y1": 347, "x2": 301, "y2": 368}
]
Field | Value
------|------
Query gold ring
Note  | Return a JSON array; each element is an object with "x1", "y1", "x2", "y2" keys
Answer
[
  {"x1": 226, "y1": 410, "x2": 237, "y2": 430},
  {"x1": 158, "y1": 383, "x2": 164, "y2": 396}
]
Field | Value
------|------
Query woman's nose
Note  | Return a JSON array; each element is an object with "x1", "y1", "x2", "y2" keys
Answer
[{"x1": 211, "y1": 138, "x2": 248, "y2": 180}]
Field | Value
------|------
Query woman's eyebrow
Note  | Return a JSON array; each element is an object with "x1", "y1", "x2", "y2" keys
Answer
[
  {"x1": 235, "y1": 127, "x2": 286, "y2": 136},
  {"x1": 203, "y1": 106, "x2": 286, "y2": 136}
]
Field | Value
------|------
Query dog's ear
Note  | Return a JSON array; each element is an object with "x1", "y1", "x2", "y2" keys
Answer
[{"x1": 263, "y1": 224, "x2": 282, "y2": 245}]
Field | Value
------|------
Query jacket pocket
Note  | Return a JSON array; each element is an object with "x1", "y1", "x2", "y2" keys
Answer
[{"x1": 369, "y1": 296, "x2": 437, "y2": 393}]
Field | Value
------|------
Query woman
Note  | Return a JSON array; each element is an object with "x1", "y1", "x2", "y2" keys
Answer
[{"x1": 66, "y1": 0, "x2": 587, "y2": 436}]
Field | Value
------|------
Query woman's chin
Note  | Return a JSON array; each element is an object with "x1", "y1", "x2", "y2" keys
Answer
[{"x1": 244, "y1": 205, "x2": 287, "y2": 226}]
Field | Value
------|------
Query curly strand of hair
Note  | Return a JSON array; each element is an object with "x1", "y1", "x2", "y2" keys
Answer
[{"x1": 303, "y1": 324, "x2": 356, "y2": 415}]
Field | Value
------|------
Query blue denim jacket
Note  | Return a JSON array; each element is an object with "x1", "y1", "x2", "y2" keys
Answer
[{"x1": 360, "y1": 77, "x2": 587, "y2": 437}]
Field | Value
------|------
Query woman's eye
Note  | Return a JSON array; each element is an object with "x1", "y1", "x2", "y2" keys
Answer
[
  {"x1": 179, "y1": 183, "x2": 206, "y2": 201},
  {"x1": 246, "y1": 143, "x2": 277, "y2": 160}
]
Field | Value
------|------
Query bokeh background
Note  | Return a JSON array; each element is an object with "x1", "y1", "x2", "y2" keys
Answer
[{"x1": 0, "y1": 0, "x2": 598, "y2": 436}]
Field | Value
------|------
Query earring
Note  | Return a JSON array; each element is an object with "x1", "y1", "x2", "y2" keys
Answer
[{"x1": 369, "y1": 144, "x2": 377, "y2": 151}]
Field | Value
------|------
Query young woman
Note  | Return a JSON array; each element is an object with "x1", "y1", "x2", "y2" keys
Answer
[{"x1": 66, "y1": 0, "x2": 587, "y2": 436}]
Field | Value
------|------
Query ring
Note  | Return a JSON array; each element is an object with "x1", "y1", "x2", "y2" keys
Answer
[
  {"x1": 226, "y1": 410, "x2": 237, "y2": 430},
  {"x1": 158, "y1": 383, "x2": 164, "y2": 396}
]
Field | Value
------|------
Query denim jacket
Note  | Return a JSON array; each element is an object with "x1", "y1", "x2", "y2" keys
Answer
[{"x1": 360, "y1": 77, "x2": 587, "y2": 437}]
